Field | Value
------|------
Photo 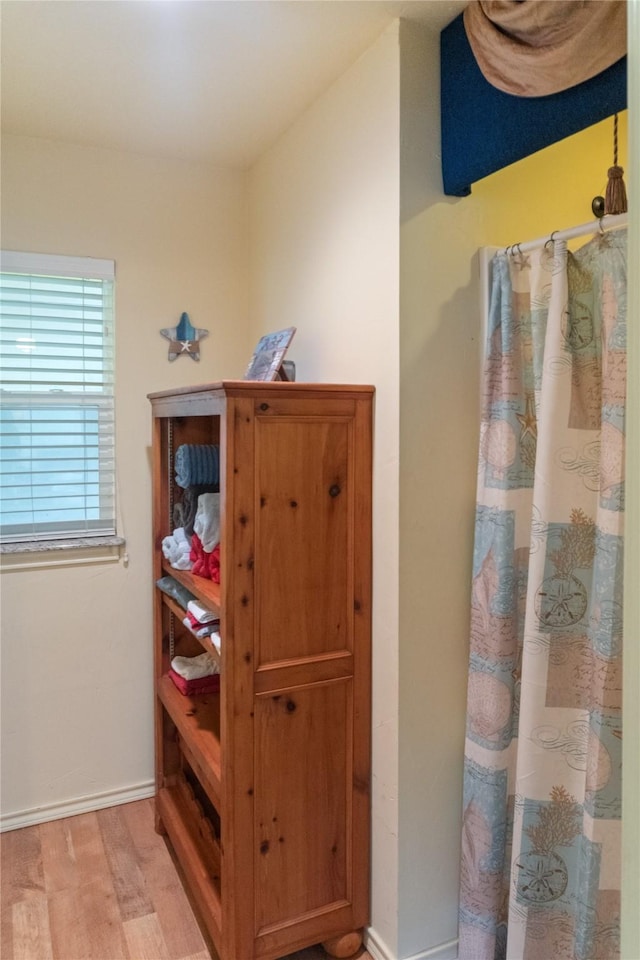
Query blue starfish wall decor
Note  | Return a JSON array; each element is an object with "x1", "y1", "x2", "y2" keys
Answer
[{"x1": 160, "y1": 312, "x2": 209, "y2": 361}]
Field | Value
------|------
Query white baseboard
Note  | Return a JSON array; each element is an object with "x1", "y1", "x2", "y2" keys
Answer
[
  {"x1": 365, "y1": 927, "x2": 458, "y2": 960},
  {"x1": 365, "y1": 927, "x2": 395, "y2": 960},
  {"x1": 0, "y1": 780, "x2": 155, "y2": 832}
]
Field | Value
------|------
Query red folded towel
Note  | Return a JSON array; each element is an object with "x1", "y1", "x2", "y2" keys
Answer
[
  {"x1": 168, "y1": 668, "x2": 220, "y2": 696},
  {"x1": 190, "y1": 533, "x2": 221, "y2": 583}
]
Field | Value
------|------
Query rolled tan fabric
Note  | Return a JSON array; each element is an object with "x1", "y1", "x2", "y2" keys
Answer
[{"x1": 463, "y1": 0, "x2": 627, "y2": 97}]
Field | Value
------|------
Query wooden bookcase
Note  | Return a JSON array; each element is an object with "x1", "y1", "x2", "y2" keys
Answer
[{"x1": 148, "y1": 381, "x2": 374, "y2": 960}]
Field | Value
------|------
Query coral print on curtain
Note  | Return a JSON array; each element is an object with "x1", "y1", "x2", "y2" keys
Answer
[{"x1": 458, "y1": 228, "x2": 626, "y2": 960}]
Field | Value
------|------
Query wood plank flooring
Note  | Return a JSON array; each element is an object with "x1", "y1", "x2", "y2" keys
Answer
[{"x1": 0, "y1": 799, "x2": 372, "y2": 960}]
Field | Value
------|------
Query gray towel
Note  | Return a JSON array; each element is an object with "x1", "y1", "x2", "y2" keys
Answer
[
  {"x1": 155, "y1": 576, "x2": 197, "y2": 610},
  {"x1": 173, "y1": 484, "x2": 217, "y2": 537}
]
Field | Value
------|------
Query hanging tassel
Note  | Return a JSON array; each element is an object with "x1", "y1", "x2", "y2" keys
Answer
[
  {"x1": 605, "y1": 114, "x2": 628, "y2": 215},
  {"x1": 605, "y1": 166, "x2": 627, "y2": 214}
]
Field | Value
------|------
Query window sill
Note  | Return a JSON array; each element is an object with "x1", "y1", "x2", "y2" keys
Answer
[{"x1": 0, "y1": 536, "x2": 126, "y2": 571}]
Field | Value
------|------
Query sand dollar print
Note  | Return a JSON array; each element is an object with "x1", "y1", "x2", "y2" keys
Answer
[
  {"x1": 516, "y1": 786, "x2": 580, "y2": 906},
  {"x1": 536, "y1": 509, "x2": 595, "y2": 627},
  {"x1": 535, "y1": 573, "x2": 588, "y2": 627},
  {"x1": 515, "y1": 849, "x2": 569, "y2": 903},
  {"x1": 562, "y1": 297, "x2": 594, "y2": 350}
]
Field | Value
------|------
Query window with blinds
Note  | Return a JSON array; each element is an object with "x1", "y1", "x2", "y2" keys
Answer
[{"x1": 0, "y1": 252, "x2": 115, "y2": 543}]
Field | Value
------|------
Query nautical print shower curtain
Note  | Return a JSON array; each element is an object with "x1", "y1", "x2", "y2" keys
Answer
[{"x1": 458, "y1": 229, "x2": 626, "y2": 960}]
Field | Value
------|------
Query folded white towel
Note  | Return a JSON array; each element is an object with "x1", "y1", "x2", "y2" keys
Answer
[
  {"x1": 171, "y1": 652, "x2": 219, "y2": 680},
  {"x1": 187, "y1": 599, "x2": 218, "y2": 624},
  {"x1": 174, "y1": 527, "x2": 191, "y2": 548},
  {"x1": 182, "y1": 617, "x2": 219, "y2": 639},
  {"x1": 193, "y1": 493, "x2": 221, "y2": 553},
  {"x1": 162, "y1": 527, "x2": 192, "y2": 570}
]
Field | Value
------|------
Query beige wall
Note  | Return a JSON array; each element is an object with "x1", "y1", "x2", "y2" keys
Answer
[
  {"x1": 0, "y1": 135, "x2": 248, "y2": 823},
  {"x1": 398, "y1": 22, "x2": 484, "y2": 958},
  {"x1": 622, "y1": 5, "x2": 640, "y2": 955},
  {"x1": 248, "y1": 23, "x2": 402, "y2": 957}
]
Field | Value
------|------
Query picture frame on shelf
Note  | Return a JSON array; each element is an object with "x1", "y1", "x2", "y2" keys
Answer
[{"x1": 244, "y1": 326, "x2": 296, "y2": 381}]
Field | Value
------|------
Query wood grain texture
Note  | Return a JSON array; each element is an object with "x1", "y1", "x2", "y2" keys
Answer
[
  {"x1": 122, "y1": 799, "x2": 207, "y2": 959},
  {"x1": 254, "y1": 681, "x2": 350, "y2": 931},
  {"x1": 97, "y1": 805, "x2": 155, "y2": 922},
  {"x1": 349, "y1": 396, "x2": 374, "y2": 928},
  {"x1": 123, "y1": 912, "x2": 170, "y2": 960},
  {"x1": 12, "y1": 896, "x2": 53, "y2": 960},
  {"x1": 220, "y1": 394, "x2": 257, "y2": 960},
  {"x1": 2, "y1": 816, "x2": 45, "y2": 903},
  {"x1": 0, "y1": 800, "x2": 372, "y2": 960},
  {"x1": 322, "y1": 931, "x2": 364, "y2": 958},
  {"x1": 48, "y1": 876, "x2": 128, "y2": 960},
  {"x1": 254, "y1": 413, "x2": 352, "y2": 665}
]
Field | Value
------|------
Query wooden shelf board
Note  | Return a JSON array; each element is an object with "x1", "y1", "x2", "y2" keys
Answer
[
  {"x1": 156, "y1": 784, "x2": 222, "y2": 951},
  {"x1": 158, "y1": 675, "x2": 222, "y2": 799},
  {"x1": 178, "y1": 732, "x2": 222, "y2": 814},
  {"x1": 162, "y1": 562, "x2": 221, "y2": 613}
]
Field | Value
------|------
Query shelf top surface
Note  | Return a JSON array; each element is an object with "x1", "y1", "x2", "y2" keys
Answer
[{"x1": 147, "y1": 380, "x2": 375, "y2": 401}]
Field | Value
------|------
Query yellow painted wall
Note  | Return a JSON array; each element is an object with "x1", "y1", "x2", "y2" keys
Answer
[{"x1": 475, "y1": 112, "x2": 628, "y2": 246}]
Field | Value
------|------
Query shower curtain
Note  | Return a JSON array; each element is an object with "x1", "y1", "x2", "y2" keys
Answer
[{"x1": 458, "y1": 228, "x2": 626, "y2": 960}]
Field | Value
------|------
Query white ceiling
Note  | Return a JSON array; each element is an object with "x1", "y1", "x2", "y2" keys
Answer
[{"x1": 0, "y1": 0, "x2": 465, "y2": 168}]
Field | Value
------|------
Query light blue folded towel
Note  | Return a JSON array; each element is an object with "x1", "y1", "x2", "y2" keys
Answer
[{"x1": 175, "y1": 444, "x2": 219, "y2": 488}]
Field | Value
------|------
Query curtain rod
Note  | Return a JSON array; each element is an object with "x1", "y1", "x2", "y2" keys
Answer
[{"x1": 500, "y1": 213, "x2": 628, "y2": 256}]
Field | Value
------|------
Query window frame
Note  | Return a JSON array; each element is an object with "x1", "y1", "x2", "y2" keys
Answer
[{"x1": 0, "y1": 251, "x2": 120, "y2": 554}]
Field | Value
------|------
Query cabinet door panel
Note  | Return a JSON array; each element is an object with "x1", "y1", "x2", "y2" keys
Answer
[
  {"x1": 255, "y1": 417, "x2": 353, "y2": 665},
  {"x1": 253, "y1": 679, "x2": 350, "y2": 933}
]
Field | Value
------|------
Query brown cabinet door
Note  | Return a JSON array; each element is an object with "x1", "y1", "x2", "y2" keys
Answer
[{"x1": 224, "y1": 393, "x2": 371, "y2": 956}]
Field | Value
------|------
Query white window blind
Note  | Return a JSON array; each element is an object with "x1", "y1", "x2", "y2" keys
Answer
[{"x1": 0, "y1": 252, "x2": 116, "y2": 543}]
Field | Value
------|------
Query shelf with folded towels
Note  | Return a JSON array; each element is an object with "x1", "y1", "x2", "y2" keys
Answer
[{"x1": 162, "y1": 561, "x2": 221, "y2": 613}]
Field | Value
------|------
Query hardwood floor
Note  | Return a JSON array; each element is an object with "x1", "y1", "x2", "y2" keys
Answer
[{"x1": 0, "y1": 799, "x2": 372, "y2": 960}]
